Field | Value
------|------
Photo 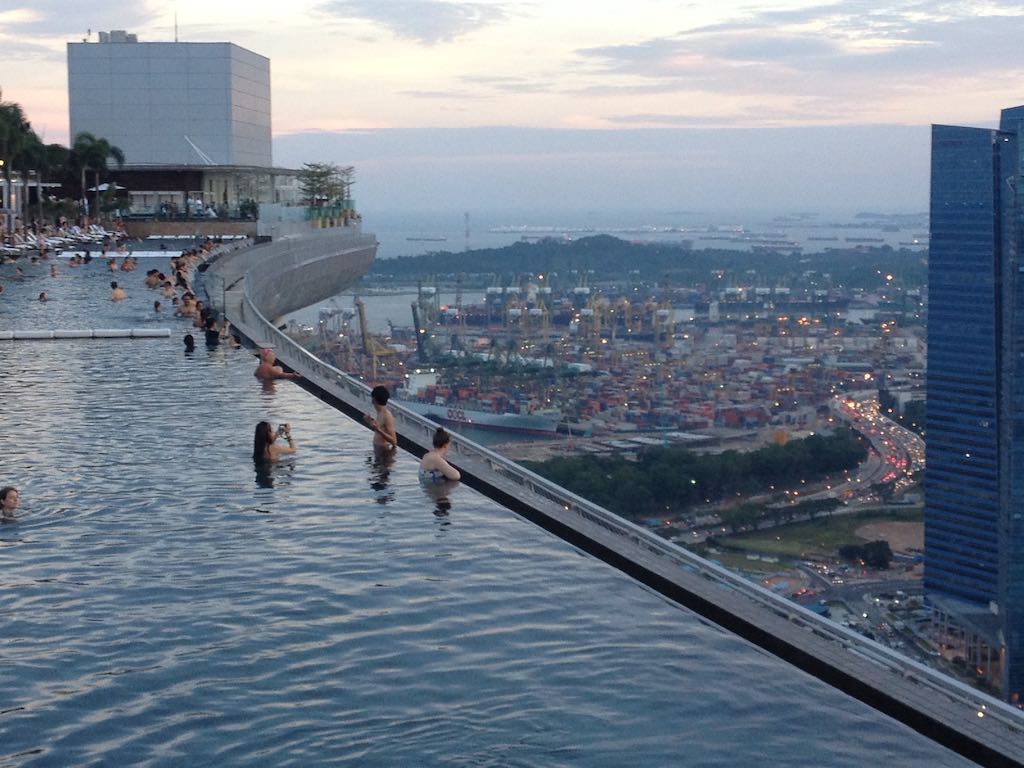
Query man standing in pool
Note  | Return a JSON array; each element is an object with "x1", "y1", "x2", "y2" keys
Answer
[
  {"x1": 364, "y1": 385, "x2": 398, "y2": 452},
  {"x1": 254, "y1": 348, "x2": 301, "y2": 381}
]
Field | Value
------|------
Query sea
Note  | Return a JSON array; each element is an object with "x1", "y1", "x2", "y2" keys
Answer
[
  {"x1": 364, "y1": 206, "x2": 929, "y2": 261},
  {"x1": 291, "y1": 204, "x2": 928, "y2": 334}
]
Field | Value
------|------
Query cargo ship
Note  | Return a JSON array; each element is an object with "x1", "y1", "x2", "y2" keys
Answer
[
  {"x1": 395, "y1": 371, "x2": 561, "y2": 435},
  {"x1": 395, "y1": 398, "x2": 562, "y2": 435}
]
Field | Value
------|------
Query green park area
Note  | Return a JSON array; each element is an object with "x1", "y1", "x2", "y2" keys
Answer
[{"x1": 706, "y1": 506, "x2": 922, "y2": 561}]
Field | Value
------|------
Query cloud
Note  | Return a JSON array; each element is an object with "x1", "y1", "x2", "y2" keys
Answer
[
  {"x1": 400, "y1": 88, "x2": 490, "y2": 99},
  {"x1": 561, "y1": 1, "x2": 1024, "y2": 125},
  {"x1": 0, "y1": 1, "x2": 160, "y2": 36},
  {"x1": 272, "y1": 124, "x2": 930, "y2": 213},
  {"x1": 603, "y1": 100, "x2": 844, "y2": 128},
  {"x1": 461, "y1": 74, "x2": 554, "y2": 94},
  {"x1": 0, "y1": 37, "x2": 64, "y2": 62},
  {"x1": 316, "y1": 0, "x2": 513, "y2": 44},
  {"x1": 603, "y1": 113, "x2": 760, "y2": 127},
  {"x1": 573, "y1": 1, "x2": 1024, "y2": 108}
]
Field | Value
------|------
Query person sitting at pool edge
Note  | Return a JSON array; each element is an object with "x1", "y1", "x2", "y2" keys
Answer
[
  {"x1": 419, "y1": 428, "x2": 461, "y2": 483},
  {"x1": 363, "y1": 384, "x2": 397, "y2": 451},
  {"x1": 253, "y1": 421, "x2": 296, "y2": 464},
  {"x1": 1, "y1": 486, "x2": 19, "y2": 519}
]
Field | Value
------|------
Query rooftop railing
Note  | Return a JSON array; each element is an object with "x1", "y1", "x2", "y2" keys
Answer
[{"x1": 212, "y1": 235, "x2": 1024, "y2": 768}]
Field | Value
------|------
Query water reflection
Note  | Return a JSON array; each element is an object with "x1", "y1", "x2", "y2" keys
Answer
[
  {"x1": 254, "y1": 463, "x2": 274, "y2": 489},
  {"x1": 254, "y1": 459, "x2": 295, "y2": 491},
  {"x1": 421, "y1": 479, "x2": 460, "y2": 520},
  {"x1": 368, "y1": 448, "x2": 396, "y2": 504}
]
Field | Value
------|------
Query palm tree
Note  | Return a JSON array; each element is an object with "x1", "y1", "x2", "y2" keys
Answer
[
  {"x1": 40, "y1": 143, "x2": 70, "y2": 220},
  {"x1": 12, "y1": 132, "x2": 45, "y2": 226},
  {"x1": 0, "y1": 91, "x2": 35, "y2": 232},
  {"x1": 71, "y1": 132, "x2": 125, "y2": 221}
]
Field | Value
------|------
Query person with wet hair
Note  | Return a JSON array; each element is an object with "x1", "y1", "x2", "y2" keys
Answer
[
  {"x1": 110, "y1": 281, "x2": 127, "y2": 301},
  {"x1": 1, "y1": 486, "x2": 19, "y2": 519},
  {"x1": 419, "y1": 427, "x2": 461, "y2": 483},
  {"x1": 203, "y1": 316, "x2": 221, "y2": 347},
  {"x1": 363, "y1": 385, "x2": 397, "y2": 451},
  {"x1": 252, "y1": 421, "x2": 296, "y2": 464}
]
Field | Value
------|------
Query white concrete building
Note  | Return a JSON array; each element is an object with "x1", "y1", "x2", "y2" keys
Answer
[{"x1": 67, "y1": 32, "x2": 271, "y2": 167}]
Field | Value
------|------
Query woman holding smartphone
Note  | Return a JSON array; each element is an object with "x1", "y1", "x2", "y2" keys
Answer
[{"x1": 253, "y1": 421, "x2": 297, "y2": 464}]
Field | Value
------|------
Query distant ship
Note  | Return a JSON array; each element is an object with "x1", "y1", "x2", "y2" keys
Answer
[
  {"x1": 396, "y1": 398, "x2": 562, "y2": 435},
  {"x1": 406, "y1": 236, "x2": 448, "y2": 242}
]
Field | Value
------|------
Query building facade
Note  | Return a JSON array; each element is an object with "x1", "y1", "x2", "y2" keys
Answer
[
  {"x1": 68, "y1": 32, "x2": 271, "y2": 166},
  {"x1": 927, "y1": 106, "x2": 1024, "y2": 702}
]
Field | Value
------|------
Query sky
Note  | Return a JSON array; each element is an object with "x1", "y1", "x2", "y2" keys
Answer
[{"x1": 1, "y1": 0, "x2": 1023, "y2": 212}]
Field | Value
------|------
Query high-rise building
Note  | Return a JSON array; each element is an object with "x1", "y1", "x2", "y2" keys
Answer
[
  {"x1": 63, "y1": 31, "x2": 305, "y2": 224},
  {"x1": 927, "y1": 106, "x2": 1024, "y2": 703},
  {"x1": 68, "y1": 31, "x2": 271, "y2": 166}
]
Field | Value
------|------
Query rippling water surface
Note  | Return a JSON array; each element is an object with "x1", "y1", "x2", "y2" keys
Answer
[{"x1": 0, "y1": 256, "x2": 971, "y2": 766}]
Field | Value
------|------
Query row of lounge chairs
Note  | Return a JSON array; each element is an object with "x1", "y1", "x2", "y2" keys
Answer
[{"x1": 1, "y1": 225, "x2": 125, "y2": 258}]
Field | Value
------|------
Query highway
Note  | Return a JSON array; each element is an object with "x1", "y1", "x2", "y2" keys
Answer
[{"x1": 830, "y1": 390, "x2": 925, "y2": 498}]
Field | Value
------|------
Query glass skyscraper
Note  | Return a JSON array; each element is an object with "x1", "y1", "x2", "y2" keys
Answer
[{"x1": 927, "y1": 106, "x2": 1024, "y2": 703}]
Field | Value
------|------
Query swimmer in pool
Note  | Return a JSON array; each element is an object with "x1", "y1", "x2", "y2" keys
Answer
[
  {"x1": 1, "y1": 486, "x2": 19, "y2": 519},
  {"x1": 419, "y1": 427, "x2": 461, "y2": 483},
  {"x1": 253, "y1": 421, "x2": 296, "y2": 463},
  {"x1": 254, "y1": 348, "x2": 300, "y2": 381},
  {"x1": 363, "y1": 385, "x2": 397, "y2": 451}
]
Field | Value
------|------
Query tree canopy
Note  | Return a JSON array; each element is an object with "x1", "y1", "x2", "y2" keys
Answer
[
  {"x1": 369, "y1": 233, "x2": 927, "y2": 290},
  {"x1": 0, "y1": 92, "x2": 126, "y2": 226},
  {"x1": 298, "y1": 162, "x2": 354, "y2": 207},
  {"x1": 71, "y1": 132, "x2": 125, "y2": 212},
  {"x1": 523, "y1": 429, "x2": 867, "y2": 522}
]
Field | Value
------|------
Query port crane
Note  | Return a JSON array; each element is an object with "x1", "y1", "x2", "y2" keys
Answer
[{"x1": 355, "y1": 297, "x2": 398, "y2": 378}]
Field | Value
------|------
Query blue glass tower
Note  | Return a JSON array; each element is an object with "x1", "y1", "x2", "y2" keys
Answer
[{"x1": 927, "y1": 106, "x2": 1024, "y2": 702}]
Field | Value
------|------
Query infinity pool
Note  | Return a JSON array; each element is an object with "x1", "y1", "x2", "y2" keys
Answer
[{"x1": 0, "y1": 256, "x2": 971, "y2": 766}]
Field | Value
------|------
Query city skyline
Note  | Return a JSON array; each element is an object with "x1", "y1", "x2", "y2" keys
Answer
[{"x1": 2, "y1": 0, "x2": 1023, "y2": 210}]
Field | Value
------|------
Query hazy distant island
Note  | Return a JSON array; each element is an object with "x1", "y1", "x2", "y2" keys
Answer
[{"x1": 368, "y1": 235, "x2": 926, "y2": 291}]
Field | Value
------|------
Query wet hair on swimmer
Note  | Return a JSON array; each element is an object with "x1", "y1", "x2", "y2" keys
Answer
[
  {"x1": 432, "y1": 427, "x2": 451, "y2": 448},
  {"x1": 0, "y1": 486, "x2": 16, "y2": 504},
  {"x1": 253, "y1": 421, "x2": 274, "y2": 463},
  {"x1": 371, "y1": 385, "x2": 390, "y2": 406}
]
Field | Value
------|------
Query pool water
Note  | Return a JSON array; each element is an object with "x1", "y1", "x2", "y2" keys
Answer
[{"x1": 0, "y1": 255, "x2": 972, "y2": 766}]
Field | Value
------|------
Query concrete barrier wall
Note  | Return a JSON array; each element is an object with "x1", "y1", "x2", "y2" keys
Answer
[
  {"x1": 122, "y1": 215, "x2": 364, "y2": 243},
  {"x1": 247, "y1": 234, "x2": 376, "y2": 320},
  {"x1": 206, "y1": 228, "x2": 376, "y2": 321},
  {"x1": 123, "y1": 220, "x2": 257, "y2": 240}
]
